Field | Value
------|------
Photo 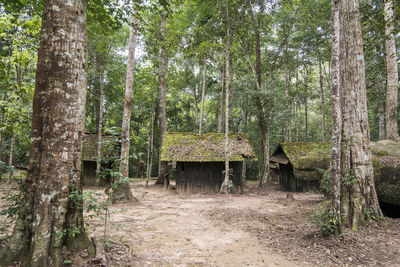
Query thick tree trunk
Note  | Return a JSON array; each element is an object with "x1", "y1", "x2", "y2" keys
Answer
[
  {"x1": 94, "y1": 56, "x2": 104, "y2": 186},
  {"x1": 220, "y1": 6, "x2": 231, "y2": 193},
  {"x1": 217, "y1": 57, "x2": 225, "y2": 133},
  {"x1": 115, "y1": 14, "x2": 138, "y2": 201},
  {"x1": 7, "y1": 131, "x2": 15, "y2": 183},
  {"x1": 384, "y1": 0, "x2": 400, "y2": 141},
  {"x1": 156, "y1": 11, "x2": 168, "y2": 186},
  {"x1": 330, "y1": 0, "x2": 383, "y2": 233},
  {"x1": 199, "y1": 58, "x2": 207, "y2": 134},
  {"x1": 319, "y1": 59, "x2": 326, "y2": 141},
  {"x1": 0, "y1": 0, "x2": 94, "y2": 265}
]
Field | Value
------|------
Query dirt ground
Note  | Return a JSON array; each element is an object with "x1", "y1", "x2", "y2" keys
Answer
[{"x1": 1, "y1": 179, "x2": 400, "y2": 266}]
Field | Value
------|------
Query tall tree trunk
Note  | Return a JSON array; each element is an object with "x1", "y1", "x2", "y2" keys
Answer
[
  {"x1": 217, "y1": 57, "x2": 225, "y2": 133},
  {"x1": 199, "y1": 58, "x2": 207, "y2": 134},
  {"x1": 319, "y1": 59, "x2": 326, "y2": 141},
  {"x1": 304, "y1": 97, "x2": 308, "y2": 142},
  {"x1": 330, "y1": 0, "x2": 383, "y2": 234},
  {"x1": 384, "y1": 0, "x2": 400, "y2": 141},
  {"x1": 7, "y1": 131, "x2": 15, "y2": 183},
  {"x1": 156, "y1": 11, "x2": 168, "y2": 186},
  {"x1": 193, "y1": 84, "x2": 199, "y2": 131},
  {"x1": 378, "y1": 81, "x2": 385, "y2": 140},
  {"x1": 95, "y1": 56, "x2": 104, "y2": 186},
  {"x1": 146, "y1": 111, "x2": 154, "y2": 188},
  {"x1": 0, "y1": 0, "x2": 94, "y2": 265},
  {"x1": 330, "y1": 0, "x2": 342, "y2": 234},
  {"x1": 295, "y1": 67, "x2": 300, "y2": 142},
  {"x1": 220, "y1": 6, "x2": 231, "y2": 193},
  {"x1": 115, "y1": 14, "x2": 138, "y2": 201}
]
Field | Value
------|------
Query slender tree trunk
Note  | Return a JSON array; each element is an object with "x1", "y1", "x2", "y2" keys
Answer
[
  {"x1": 0, "y1": 0, "x2": 93, "y2": 265},
  {"x1": 295, "y1": 67, "x2": 300, "y2": 142},
  {"x1": 95, "y1": 56, "x2": 104, "y2": 186},
  {"x1": 199, "y1": 58, "x2": 207, "y2": 134},
  {"x1": 146, "y1": 111, "x2": 154, "y2": 188},
  {"x1": 319, "y1": 59, "x2": 326, "y2": 141},
  {"x1": 330, "y1": 0, "x2": 383, "y2": 233},
  {"x1": 384, "y1": 0, "x2": 400, "y2": 141},
  {"x1": 220, "y1": 6, "x2": 231, "y2": 193},
  {"x1": 116, "y1": 14, "x2": 138, "y2": 201},
  {"x1": 378, "y1": 81, "x2": 385, "y2": 140},
  {"x1": 7, "y1": 131, "x2": 15, "y2": 183},
  {"x1": 330, "y1": 0, "x2": 342, "y2": 234},
  {"x1": 156, "y1": 11, "x2": 168, "y2": 186},
  {"x1": 304, "y1": 97, "x2": 308, "y2": 142},
  {"x1": 193, "y1": 84, "x2": 199, "y2": 131},
  {"x1": 217, "y1": 57, "x2": 225, "y2": 133}
]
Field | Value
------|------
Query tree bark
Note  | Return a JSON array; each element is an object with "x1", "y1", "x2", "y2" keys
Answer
[
  {"x1": 378, "y1": 81, "x2": 385, "y2": 140},
  {"x1": 217, "y1": 57, "x2": 225, "y2": 133},
  {"x1": 0, "y1": 0, "x2": 94, "y2": 265},
  {"x1": 330, "y1": 0, "x2": 383, "y2": 233},
  {"x1": 319, "y1": 58, "x2": 326, "y2": 141},
  {"x1": 199, "y1": 58, "x2": 207, "y2": 134},
  {"x1": 156, "y1": 11, "x2": 168, "y2": 186},
  {"x1": 146, "y1": 111, "x2": 154, "y2": 188},
  {"x1": 94, "y1": 55, "x2": 104, "y2": 186},
  {"x1": 384, "y1": 0, "x2": 400, "y2": 141},
  {"x1": 304, "y1": 97, "x2": 308, "y2": 142},
  {"x1": 329, "y1": 0, "x2": 342, "y2": 234},
  {"x1": 193, "y1": 83, "x2": 199, "y2": 131},
  {"x1": 7, "y1": 131, "x2": 15, "y2": 184},
  {"x1": 115, "y1": 14, "x2": 138, "y2": 201},
  {"x1": 220, "y1": 6, "x2": 231, "y2": 193}
]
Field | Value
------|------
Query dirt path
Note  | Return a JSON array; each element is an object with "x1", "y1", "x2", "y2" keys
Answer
[
  {"x1": 85, "y1": 181, "x2": 315, "y2": 266},
  {"x1": 1, "y1": 179, "x2": 400, "y2": 266}
]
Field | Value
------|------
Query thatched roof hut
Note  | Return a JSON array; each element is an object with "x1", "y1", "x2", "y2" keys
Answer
[
  {"x1": 270, "y1": 141, "x2": 400, "y2": 206},
  {"x1": 161, "y1": 132, "x2": 256, "y2": 193},
  {"x1": 82, "y1": 133, "x2": 120, "y2": 186}
]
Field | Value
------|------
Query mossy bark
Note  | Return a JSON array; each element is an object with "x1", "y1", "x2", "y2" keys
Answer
[
  {"x1": 0, "y1": 0, "x2": 93, "y2": 265},
  {"x1": 329, "y1": 0, "x2": 383, "y2": 233}
]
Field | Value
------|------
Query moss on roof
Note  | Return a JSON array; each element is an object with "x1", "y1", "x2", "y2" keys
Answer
[
  {"x1": 280, "y1": 142, "x2": 331, "y2": 170},
  {"x1": 160, "y1": 132, "x2": 256, "y2": 162},
  {"x1": 83, "y1": 133, "x2": 120, "y2": 161}
]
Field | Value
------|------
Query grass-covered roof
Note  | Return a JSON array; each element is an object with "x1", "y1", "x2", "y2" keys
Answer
[
  {"x1": 279, "y1": 142, "x2": 331, "y2": 170},
  {"x1": 83, "y1": 133, "x2": 120, "y2": 162},
  {"x1": 160, "y1": 132, "x2": 256, "y2": 162}
]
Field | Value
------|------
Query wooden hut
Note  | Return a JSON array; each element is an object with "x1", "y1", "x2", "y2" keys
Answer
[
  {"x1": 270, "y1": 142, "x2": 330, "y2": 192},
  {"x1": 82, "y1": 133, "x2": 120, "y2": 186},
  {"x1": 270, "y1": 141, "x2": 400, "y2": 206},
  {"x1": 160, "y1": 132, "x2": 256, "y2": 193}
]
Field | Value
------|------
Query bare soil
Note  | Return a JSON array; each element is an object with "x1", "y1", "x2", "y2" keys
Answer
[{"x1": 1, "y1": 179, "x2": 400, "y2": 266}]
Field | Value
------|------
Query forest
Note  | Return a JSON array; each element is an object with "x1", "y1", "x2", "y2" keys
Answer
[{"x1": 0, "y1": 0, "x2": 399, "y2": 266}]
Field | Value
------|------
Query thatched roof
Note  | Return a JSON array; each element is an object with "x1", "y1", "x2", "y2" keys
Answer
[
  {"x1": 83, "y1": 133, "x2": 120, "y2": 162},
  {"x1": 271, "y1": 141, "x2": 400, "y2": 205},
  {"x1": 160, "y1": 132, "x2": 256, "y2": 162},
  {"x1": 270, "y1": 142, "x2": 330, "y2": 170}
]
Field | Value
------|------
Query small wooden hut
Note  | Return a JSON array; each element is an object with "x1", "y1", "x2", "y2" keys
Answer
[
  {"x1": 270, "y1": 141, "x2": 400, "y2": 206},
  {"x1": 160, "y1": 132, "x2": 256, "y2": 193},
  {"x1": 270, "y1": 142, "x2": 330, "y2": 192},
  {"x1": 82, "y1": 133, "x2": 120, "y2": 186}
]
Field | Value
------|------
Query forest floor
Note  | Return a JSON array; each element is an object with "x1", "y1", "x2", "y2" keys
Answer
[{"x1": 1, "y1": 178, "x2": 400, "y2": 266}]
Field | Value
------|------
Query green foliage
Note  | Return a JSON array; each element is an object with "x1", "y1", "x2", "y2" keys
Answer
[
  {"x1": 0, "y1": 180, "x2": 24, "y2": 219},
  {"x1": 342, "y1": 171, "x2": 358, "y2": 186},
  {"x1": 313, "y1": 202, "x2": 339, "y2": 236},
  {"x1": 317, "y1": 168, "x2": 330, "y2": 194}
]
